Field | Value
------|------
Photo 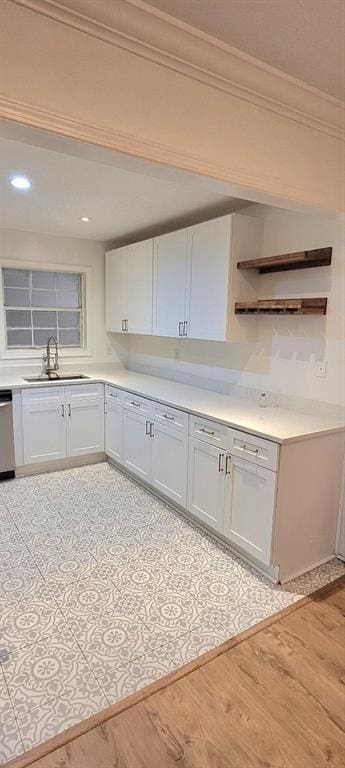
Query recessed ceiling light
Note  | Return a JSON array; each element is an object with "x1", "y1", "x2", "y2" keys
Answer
[
  {"x1": 10, "y1": 175, "x2": 31, "y2": 190},
  {"x1": 80, "y1": 216, "x2": 91, "y2": 223}
]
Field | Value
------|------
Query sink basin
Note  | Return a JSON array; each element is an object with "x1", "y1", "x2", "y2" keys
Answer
[{"x1": 24, "y1": 374, "x2": 90, "y2": 383}]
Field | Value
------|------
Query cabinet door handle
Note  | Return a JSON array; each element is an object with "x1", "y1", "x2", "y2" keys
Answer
[
  {"x1": 61, "y1": 404, "x2": 65, "y2": 417},
  {"x1": 178, "y1": 321, "x2": 183, "y2": 336},
  {"x1": 240, "y1": 443, "x2": 259, "y2": 456},
  {"x1": 121, "y1": 319, "x2": 125, "y2": 331},
  {"x1": 150, "y1": 421, "x2": 154, "y2": 438},
  {"x1": 163, "y1": 413, "x2": 174, "y2": 421},
  {"x1": 145, "y1": 420, "x2": 151, "y2": 435},
  {"x1": 104, "y1": 404, "x2": 108, "y2": 415},
  {"x1": 183, "y1": 321, "x2": 188, "y2": 336},
  {"x1": 225, "y1": 455, "x2": 231, "y2": 475},
  {"x1": 68, "y1": 403, "x2": 71, "y2": 417},
  {"x1": 200, "y1": 427, "x2": 215, "y2": 437},
  {"x1": 131, "y1": 400, "x2": 141, "y2": 407},
  {"x1": 125, "y1": 319, "x2": 129, "y2": 332},
  {"x1": 218, "y1": 453, "x2": 224, "y2": 472}
]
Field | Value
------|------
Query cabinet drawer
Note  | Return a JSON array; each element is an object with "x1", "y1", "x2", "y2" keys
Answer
[
  {"x1": 227, "y1": 428, "x2": 279, "y2": 472},
  {"x1": 66, "y1": 383, "x2": 104, "y2": 400},
  {"x1": 105, "y1": 385, "x2": 124, "y2": 403},
  {"x1": 22, "y1": 386, "x2": 65, "y2": 405},
  {"x1": 123, "y1": 391, "x2": 153, "y2": 417},
  {"x1": 153, "y1": 403, "x2": 188, "y2": 433},
  {"x1": 189, "y1": 414, "x2": 227, "y2": 448}
]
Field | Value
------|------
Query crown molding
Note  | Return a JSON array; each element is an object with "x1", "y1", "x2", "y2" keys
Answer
[{"x1": 9, "y1": 0, "x2": 345, "y2": 141}]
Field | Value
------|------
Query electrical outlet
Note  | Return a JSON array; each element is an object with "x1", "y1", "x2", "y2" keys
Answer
[{"x1": 315, "y1": 361, "x2": 327, "y2": 378}]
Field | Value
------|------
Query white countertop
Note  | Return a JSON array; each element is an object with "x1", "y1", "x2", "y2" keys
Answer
[{"x1": 2, "y1": 367, "x2": 344, "y2": 444}]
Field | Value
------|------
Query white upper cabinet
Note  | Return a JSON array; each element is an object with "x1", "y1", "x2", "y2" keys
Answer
[
  {"x1": 187, "y1": 216, "x2": 231, "y2": 341},
  {"x1": 127, "y1": 240, "x2": 153, "y2": 335},
  {"x1": 106, "y1": 213, "x2": 262, "y2": 341},
  {"x1": 105, "y1": 240, "x2": 153, "y2": 335},
  {"x1": 153, "y1": 228, "x2": 189, "y2": 338},
  {"x1": 105, "y1": 245, "x2": 129, "y2": 333}
]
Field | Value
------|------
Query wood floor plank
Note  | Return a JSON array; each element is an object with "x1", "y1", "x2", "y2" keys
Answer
[{"x1": 6, "y1": 579, "x2": 345, "y2": 768}]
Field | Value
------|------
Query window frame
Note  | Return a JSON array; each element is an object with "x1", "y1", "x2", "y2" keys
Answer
[{"x1": 0, "y1": 260, "x2": 92, "y2": 360}]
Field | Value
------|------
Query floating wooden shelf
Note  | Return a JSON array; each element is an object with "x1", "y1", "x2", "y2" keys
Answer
[
  {"x1": 234, "y1": 298, "x2": 327, "y2": 315},
  {"x1": 237, "y1": 247, "x2": 332, "y2": 274}
]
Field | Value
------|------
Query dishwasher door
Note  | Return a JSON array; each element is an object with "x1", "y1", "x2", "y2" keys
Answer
[{"x1": 0, "y1": 390, "x2": 15, "y2": 480}]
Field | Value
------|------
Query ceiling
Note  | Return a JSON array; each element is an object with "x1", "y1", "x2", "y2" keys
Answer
[
  {"x1": 0, "y1": 137, "x2": 238, "y2": 242},
  {"x1": 148, "y1": 0, "x2": 345, "y2": 101}
]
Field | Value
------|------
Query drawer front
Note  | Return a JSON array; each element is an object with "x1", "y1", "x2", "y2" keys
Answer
[
  {"x1": 227, "y1": 428, "x2": 279, "y2": 471},
  {"x1": 66, "y1": 383, "x2": 104, "y2": 400},
  {"x1": 153, "y1": 403, "x2": 188, "y2": 433},
  {"x1": 105, "y1": 385, "x2": 124, "y2": 404},
  {"x1": 22, "y1": 386, "x2": 65, "y2": 405},
  {"x1": 189, "y1": 414, "x2": 227, "y2": 448},
  {"x1": 123, "y1": 391, "x2": 153, "y2": 417}
]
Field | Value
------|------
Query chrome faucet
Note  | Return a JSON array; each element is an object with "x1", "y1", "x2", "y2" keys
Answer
[{"x1": 44, "y1": 336, "x2": 59, "y2": 377}]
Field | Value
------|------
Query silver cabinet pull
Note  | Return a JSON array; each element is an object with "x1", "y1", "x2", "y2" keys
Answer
[
  {"x1": 125, "y1": 319, "x2": 129, "y2": 332},
  {"x1": 218, "y1": 453, "x2": 224, "y2": 472},
  {"x1": 240, "y1": 442, "x2": 259, "y2": 455},
  {"x1": 68, "y1": 403, "x2": 71, "y2": 417},
  {"x1": 178, "y1": 321, "x2": 183, "y2": 337},
  {"x1": 183, "y1": 321, "x2": 188, "y2": 336},
  {"x1": 130, "y1": 400, "x2": 141, "y2": 407},
  {"x1": 200, "y1": 427, "x2": 215, "y2": 436},
  {"x1": 225, "y1": 455, "x2": 231, "y2": 475},
  {"x1": 150, "y1": 421, "x2": 154, "y2": 438},
  {"x1": 163, "y1": 413, "x2": 174, "y2": 421},
  {"x1": 104, "y1": 404, "x2": 108, "y2": 415},
  {"x1": 121, "y1": 319, "x2": 125, "y2": 332},
  {"x1": 109, "y1": 392, "x2": 118, "y2": 398},
  {"x1": 145, "y1": 420, "x2": 151, "y2": 435},
  {"x1": 61, "y1": 403, "x2": 65, "y2": 417}
]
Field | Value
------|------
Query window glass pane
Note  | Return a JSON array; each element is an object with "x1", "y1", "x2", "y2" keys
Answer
[
  {"x1": 4, "y1": 287, "x2": 30, "y2": 307},
  {"x1": 56, "y1": 290, "x2": 79, "y2": 308},
  {"x1": 31, "y1": 270, "x2": 56, "y2": 289},
  {"x1": 59, "y1": 328, "x2": 80, "y2": 346},
  {"x1": 56, "y1": 273, "x2": 80, "y2": 290},
  {"x1": 6, "y1": 310, "x2": 31, "y2": 328},
  {"x1": 7, "y1": 329, "x2": 32, "y2": 347},
  {"x1": 31, "y1": 289, "x2": 57, "y2": 307},
  {"x1": 33, "y1": 310, "x2": 57, "y2": 328},
  {"x1": 3, "y1": 269, "x2": 30, "y2": 288},
  {"x1": 33, "y1": 329, "x2": 57, "y2": 347},
  {"x1": 57, "y1": 310, "x2": 80, "y2": 328}
]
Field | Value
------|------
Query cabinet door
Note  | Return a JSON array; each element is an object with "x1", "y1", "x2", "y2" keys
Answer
[
  {"x1": 22, "y1": 400, "x2": 66, "y2": 464},
  {"x1": 224, "y1": 456, "x2": 276, "y2": 565},
  {"x1": 187, "y1": 437, "x2": 226, "y2": 533},
  {"x1": 66, "y1": 397, "x2": 104, "y2": 457},
  {"x1": 187, "y1": 216, "x2": 231, "y2": 340},
  {"x1": 105, "y1": 246, "x2": 129, "y2": 332},
  {"x1": 123, "y1": 408, "x2": 151, "y2": 481},
  {"x1": 127, "y1": 240, "x2": 153, "y2": 335},
  {"x1": 151, "y1": 422, "x2": 188, "y2": 506},
  {"x1": 105, "y1": 398, "x2": 123, "y2": 463},
  {"x1": 153, "y1": 229, "x2": 189, "y2": 337}
]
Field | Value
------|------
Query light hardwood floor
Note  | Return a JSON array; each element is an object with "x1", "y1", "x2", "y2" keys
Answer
[{"x1": 7, "y1": 578, "x2": 345, "y2": 768}]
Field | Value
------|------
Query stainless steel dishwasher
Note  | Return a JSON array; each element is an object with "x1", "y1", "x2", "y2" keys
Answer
[{"x1": 0, "y1": 390, "x2": 15, "y2": 480}]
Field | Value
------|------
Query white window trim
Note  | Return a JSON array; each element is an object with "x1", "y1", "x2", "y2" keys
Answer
[{"x1": 0, "y1": 259, "x2": 93, "y2": 361}]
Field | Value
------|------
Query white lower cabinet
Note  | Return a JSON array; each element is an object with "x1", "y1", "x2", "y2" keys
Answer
[
  {"x1": 151, "y1": 421, "x2": 188, "y2": 506},
  {"x1": 105, "y1": 398, "x2": 123, "y2": 463},
  {"x1": 22, "y1": 385, "x2": 104, "y2": 465},
  {"x1": 187, "y1": 437, "x2": 226, "y2": 534},
  {"x1": 123, "y1": 408, "x2": 152, "y2": 482},
  {"x1": 22, "y1": 397, "x2": 67, "y2": 464},
  {"x1": 224, "y1": 455, "x2": 276, "y2": 565}
]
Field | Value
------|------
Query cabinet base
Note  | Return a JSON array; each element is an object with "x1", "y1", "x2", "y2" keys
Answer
[{"x1": 16, "y1": 453, "x2": 106, "y2": 477}]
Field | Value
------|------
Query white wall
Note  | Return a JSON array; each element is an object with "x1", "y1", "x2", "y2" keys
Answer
[
  {"x1": 0, "y1": 229, "x2": 128, "y2": 369},
  {"x1": 128, "y1": 206, "x2": 345, "y2": 409}
]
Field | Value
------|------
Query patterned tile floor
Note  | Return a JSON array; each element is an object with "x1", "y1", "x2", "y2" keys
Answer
[{"x1": 0, "y1": 462, "x2": 344, "y2": 763}]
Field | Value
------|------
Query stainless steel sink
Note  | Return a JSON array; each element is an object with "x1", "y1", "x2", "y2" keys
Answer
[{"x1": 24, "y1": 374, "x2": 90, "y2": 383}]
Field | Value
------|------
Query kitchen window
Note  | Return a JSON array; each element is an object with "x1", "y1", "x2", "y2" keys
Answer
[{"x1": 2, "y1": 268, "x2": 84, "y2": 349}]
